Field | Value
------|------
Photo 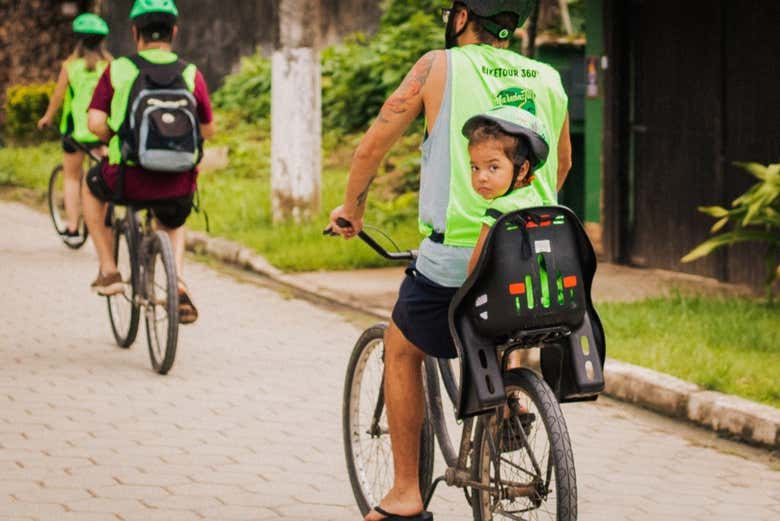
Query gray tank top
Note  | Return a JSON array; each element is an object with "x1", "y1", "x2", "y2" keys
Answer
[{"x1": 415, "y1": 51, "x2": 473, "y2": 288}]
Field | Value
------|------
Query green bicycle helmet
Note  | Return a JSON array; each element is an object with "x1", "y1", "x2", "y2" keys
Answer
[
  {"x1": 459, "y1": 0, "x2": 536, "y2": 39},
  {"x1": 130, "y1": 0, "x2": 179, "y2": 19},
  {"x1": 72, "y1": 13, "x2": 109, "y2": 36},
  {"x1": 463, "y1": 105, "x2": 550, "y2": 171}
]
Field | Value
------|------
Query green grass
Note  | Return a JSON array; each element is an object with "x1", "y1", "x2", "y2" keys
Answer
[
  {"x1": 189, "y1": 112, "x2": 422, "y2": 271},
  {"x1": 0, "y1": 140, "x2": 61, "y2": 191},
  {"x1": 599, "y1": 294, "x2": 780, "y2": 407},
  {"x1": 0, "y1": 112, "x2": 423, "y2": 271}
]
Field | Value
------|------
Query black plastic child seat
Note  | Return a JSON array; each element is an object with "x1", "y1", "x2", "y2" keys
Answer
[{"x1": 448, "y1": 206, "x2": 606, "y2": 419}]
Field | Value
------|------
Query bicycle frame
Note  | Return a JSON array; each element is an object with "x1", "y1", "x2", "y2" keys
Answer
[{"x1": 330, "y1": 220, "x2": 545, "y2": 507}]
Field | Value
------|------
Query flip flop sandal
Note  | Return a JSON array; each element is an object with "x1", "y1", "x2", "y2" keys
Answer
[
  {"x1": 177, "y1": 281, "x2": 199, "y2": 325},
  {"x1": 372, "y1": 506, "x2": 433, "y2": 521}
]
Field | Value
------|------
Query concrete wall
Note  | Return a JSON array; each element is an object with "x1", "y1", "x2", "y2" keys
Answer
[{"x1": 102, "y1": 0, "x2": 381, "y2": 90}]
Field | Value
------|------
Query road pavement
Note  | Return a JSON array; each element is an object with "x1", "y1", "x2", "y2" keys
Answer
[{"x1": 1, "y1": 201, "x2": 778, "y2": 521}]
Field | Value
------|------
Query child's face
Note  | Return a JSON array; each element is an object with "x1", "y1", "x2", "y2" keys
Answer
[{"x1": 469, "y1": 140, "x2": 522, "y2": 199}]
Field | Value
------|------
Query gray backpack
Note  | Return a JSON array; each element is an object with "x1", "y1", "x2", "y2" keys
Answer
[{"x1": 119, "y1": 54, "x2": 202, "y2": 173}]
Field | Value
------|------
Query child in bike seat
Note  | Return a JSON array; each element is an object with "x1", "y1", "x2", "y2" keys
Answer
[{"x1": 462, "y1": 105, "x2": 550, "y2": 275}]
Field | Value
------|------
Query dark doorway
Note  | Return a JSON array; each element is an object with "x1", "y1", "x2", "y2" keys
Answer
[{"x1": 618, "y1": 0, "x2": 780, "y2": 286}]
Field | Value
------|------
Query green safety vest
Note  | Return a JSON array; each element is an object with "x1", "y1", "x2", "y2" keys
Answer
[
  {"x1": 59, "y1": 58, "x2": 108, "y2": 143},
  {"x1": 106, "y1": 48, "x2": 197, "y2": 165},
  {"x1": 429, "y1": 44, "x2": 568, "y2": 247}
]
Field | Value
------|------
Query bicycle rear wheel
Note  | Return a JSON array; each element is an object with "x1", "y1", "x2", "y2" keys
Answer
[
  {"x1": 143, "y1": 230, "x2": 179, "y2": 375},
  {"x1": 343, "y1": 324, "x2": 434, "y2": 516},
  {"x1": 472, "y1": 368, "x2": 577, "y2": 521},
  {"x1": 47, "y1": 164, "x2": 88, "y2": 249},
  {"x1": 107, "y1": 216, "x2": 140, "y2": 347}
]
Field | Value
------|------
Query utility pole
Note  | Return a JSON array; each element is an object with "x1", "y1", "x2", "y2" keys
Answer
[{"x1": 271, "y1": 0, "x2": 322, "y2": 223}]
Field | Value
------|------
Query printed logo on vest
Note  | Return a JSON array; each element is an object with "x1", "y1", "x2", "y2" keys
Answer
[{"x1": 496, "y1": 87, "x2": 537, "y2": 114}]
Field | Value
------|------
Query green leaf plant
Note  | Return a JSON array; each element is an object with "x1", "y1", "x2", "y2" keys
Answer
[{"x1": 682, "y1": 162, "x2": 780, "y2": 301}]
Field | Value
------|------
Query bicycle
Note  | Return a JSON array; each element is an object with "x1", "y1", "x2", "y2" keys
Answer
[
  {"x1": 331, "y1": 207, "x2": 606, "y2": 521},
  {"x1": 106, "y1": 204, "x2": 179, "y2": 375},
  {"x1": 47, "y1": 133, "x2": 101, "y2": 249}
]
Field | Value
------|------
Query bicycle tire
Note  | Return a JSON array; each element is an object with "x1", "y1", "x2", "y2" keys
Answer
[
  {"x1": 144, "y1": 230, "x2": 179, "y2": 375},
  {"x1": 47, "y1": 164, "x2": 88, "y2": 249},
  {"x1": 107, "y1": 216, "x2": 140, "y2": 348},
  {"x1": 472, "y1": 368, "x2": 577, "y2": 521},
  {"x1": 343, "y1": 324, "x2": 435, "y2": 516}
]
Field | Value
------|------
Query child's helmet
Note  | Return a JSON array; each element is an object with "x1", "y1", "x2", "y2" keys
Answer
[
  {"x1": 72, "y1": 13, "x2": 110, "y2": 36},
  {"x1": 130, "y1": 0, "x2": 179, "y2": 19},
  {"x1": 458, "y1": 0, "x2": 536, "y2": 39},
  {"x1": 462, "y1": 105, "x2": 550, "y2": 170}
]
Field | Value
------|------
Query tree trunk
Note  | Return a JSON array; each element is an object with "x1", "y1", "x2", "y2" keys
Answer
[{"x1": 271, "y1": 0, "x2": 322, "y2": 223}]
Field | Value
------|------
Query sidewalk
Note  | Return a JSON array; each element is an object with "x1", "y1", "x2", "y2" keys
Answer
[{"x1": 186, "y1": 230, "x2": 780, "y2": 450}]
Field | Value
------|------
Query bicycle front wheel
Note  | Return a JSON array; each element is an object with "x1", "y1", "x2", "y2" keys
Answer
[
  {"x1": 107, "y1": 217, "x2": 140, "y2": 348},
  {"x1": 143, "y1": 230, "x2": 179, "y2": 375},
  {"x1": 47, "y1": 164, "x2": 88, "y2": 249},
  {"x1": 472, "y1": 368, "x2": 577, "y2": 521},
  {"x1": 343, "y1": 324, "x2": 434, "y2": 516}
]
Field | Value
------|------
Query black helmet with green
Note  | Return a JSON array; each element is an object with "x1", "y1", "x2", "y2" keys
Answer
[
  {"x1": 72, "y1": 13, "x2": 110, "y2": 36},
  {"x1": 457, "y1": 0, "x2": 536, "y2": 40},
  {"x1": 130, "y1": 0, "x2": 178, "y2": 28}
]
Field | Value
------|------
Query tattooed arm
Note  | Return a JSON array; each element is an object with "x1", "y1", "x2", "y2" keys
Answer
[{"x1": 330, "y1": 50, "x2": 442, "y2": 237}]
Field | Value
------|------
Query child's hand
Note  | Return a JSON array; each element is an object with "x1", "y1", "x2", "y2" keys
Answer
[{"x1": 37, "y1": 115, "x2": 52, "y2": 130}]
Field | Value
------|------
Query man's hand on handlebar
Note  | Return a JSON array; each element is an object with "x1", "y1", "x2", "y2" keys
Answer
[
  {"x1": 37, "y1": 115, "x2": 54, "y2": 130},
  {"x1": 326, "y1": 205, "x2": 364, "y2": 239}
]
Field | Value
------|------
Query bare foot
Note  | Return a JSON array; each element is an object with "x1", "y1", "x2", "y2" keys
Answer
[{"x1": 363, "y1": 487, "x2": 424, "y2": 521}]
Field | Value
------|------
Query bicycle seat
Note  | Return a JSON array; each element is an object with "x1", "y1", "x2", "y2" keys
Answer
[{"x1": 448, "y1": 206, "x2": 606, "y2": 419}]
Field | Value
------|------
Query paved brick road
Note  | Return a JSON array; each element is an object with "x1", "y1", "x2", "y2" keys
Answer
[{"x1": 1, "y1": 201, "x2": 778, "y2": 521}]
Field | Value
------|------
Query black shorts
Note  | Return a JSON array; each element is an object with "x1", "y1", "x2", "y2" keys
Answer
[
  {"x1": 391, "y1": 264, "x2": 459, "y2": 359},
  {"x1": 62, "y1": 137, "x2": 102, "y2": 154},
  {"x1": 86, "y1": 162, "x2": 194, "y2": 229}
]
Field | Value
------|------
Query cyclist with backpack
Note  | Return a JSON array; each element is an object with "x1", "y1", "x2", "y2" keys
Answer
[
  {"x1": 328, "y1": 2, "x2": 570, "y2": 519},
  {"x1": 37, "y1": 13, "x2": 112, "y2": 247},
  {"x1": 82, "y1": 0, "x2": 215, "y2": 324}
]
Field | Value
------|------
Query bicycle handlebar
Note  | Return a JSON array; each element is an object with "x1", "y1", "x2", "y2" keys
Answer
[
  {"x1": 48, "y1": 128, "x2": 104, "y2": 163},
  {"x1": 323, "y1": 217, "x2": 416, "y2": 261}
]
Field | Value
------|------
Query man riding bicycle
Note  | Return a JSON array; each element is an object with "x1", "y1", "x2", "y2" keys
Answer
[
  {"x1": 328, "y1": 2, "x2": 571, "y2": 520},
  {"x1": 82, "y1": 0, "x2": 215, "y2": 324}
]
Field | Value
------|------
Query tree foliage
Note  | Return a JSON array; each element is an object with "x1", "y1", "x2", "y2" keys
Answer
[
  {"x1": 321, "y1": 11, "x2": 441, "y2": 134},
  {"x1": 213, "y1": 1, "x2": 443, "y2": 135}
]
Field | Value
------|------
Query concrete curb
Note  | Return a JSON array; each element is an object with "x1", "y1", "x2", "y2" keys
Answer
[{"x1": 186, "y1": 231, "x2": 780, "y2": 450}]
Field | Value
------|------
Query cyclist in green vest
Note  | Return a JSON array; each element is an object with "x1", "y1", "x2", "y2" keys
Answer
[
  {"x1": 82, "y1": 0, "x2": 215, "y2": 323},
  {"x1": 327, "y1": 2, "x2": 571, "y2": 519},
  {"x1": 37, "y1": 13, "x2": 112, "y2": 246}
]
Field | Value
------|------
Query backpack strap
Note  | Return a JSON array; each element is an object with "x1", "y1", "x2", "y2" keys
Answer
[{"x1": 127, "y1": 53, "x2": 188, "y2": 88}]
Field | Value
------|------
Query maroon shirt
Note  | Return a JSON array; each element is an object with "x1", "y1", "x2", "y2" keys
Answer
[{"x1": 89, "y1": 62, "x2": 214, "y2": 201}]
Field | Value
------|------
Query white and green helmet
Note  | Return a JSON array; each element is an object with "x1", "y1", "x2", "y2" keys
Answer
[{"x1": 462, "y1": 104, "x2": 550, "y2": 170}]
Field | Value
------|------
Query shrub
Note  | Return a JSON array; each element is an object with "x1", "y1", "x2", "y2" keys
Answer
[
  {"x1": 682, "y1": 162, "x2": 780, "y2": 301},
  {"x1": 322, "y1": 11, "x2": 442, "y2": 134},
  {"x1": 212, "y1": 52, "x2": 271, "y2": 127},
  {"x1": 3, "y1": 82, "x2": 56, "y2": 143}
]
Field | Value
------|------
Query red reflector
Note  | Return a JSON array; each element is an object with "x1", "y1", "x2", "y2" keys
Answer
[
  {"x1": 526, "y1": 221, "x2": 538, "y2": 228},
  {"x1": 540, "y1": 220, "x2": 552, "y2": 227},
  {"x1": 563, "y1": 276, "x2": 578, "y2": 288},
  {"x1": 509, "y1": 283, "x2": 526, "y2": 295}
]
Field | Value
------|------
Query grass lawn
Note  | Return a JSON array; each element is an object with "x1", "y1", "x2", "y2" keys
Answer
[
  {"x1": 599, "y1": 294, "x2": 780, "y2": 408},
  {"x1": 190, "y1": 114, "x2": 422, "y2": 271},
  {"x1": 0, "y1": 112, "x2": 423, "y2": 271}
]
